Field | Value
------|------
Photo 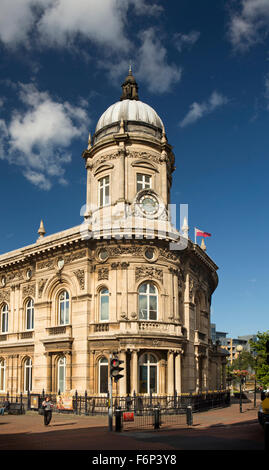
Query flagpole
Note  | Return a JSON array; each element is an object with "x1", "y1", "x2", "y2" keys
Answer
[{"x1": 194, "y1": 227, "x2": 197, "y2": 245}]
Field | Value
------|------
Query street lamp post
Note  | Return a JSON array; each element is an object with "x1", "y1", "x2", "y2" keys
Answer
[
  {"x1": 236, "y1": 345, "x2": 243, "y2": 413},
  {"x1": 253, "y1": 355, "x2": 258, "y2": 408}
]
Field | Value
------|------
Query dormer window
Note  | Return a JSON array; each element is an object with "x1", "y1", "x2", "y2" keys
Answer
[
  {"x1": 137, "y1": 173, "x2": 151, "y2": 192},
  {"x1": 99, "y1": 176, "x2": 110, "y2": 207}
]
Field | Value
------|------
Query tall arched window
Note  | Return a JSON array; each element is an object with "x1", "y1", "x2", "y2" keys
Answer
[
  {"x1": 57, "y1": 356, "x2": 66, "y2": 394},
  {"x1": 1, "y1": 304, "x2": 8, "y2": 333},
  {"x1": 0, "y1": 359, "x2": 5, "y2": 391},
  {"x1": 58, "y1": 291, "x2": 70, "y2": 325},
  {"x1": 139, "y1": 353, "x2": 158, "y2": 394},
  {"x1": 24, "y1": 358, "x2": 32, "y2": 392},
  {"x1": 138, "y1": 283, "x2": 158, "y2": 320},
  {"x1": 99, "y1": 357, "x2": 108, "y2": 394},
  {"x1": 26, "y1": 299, "x2": 34, "y2": 330},
  {"x1": 100, "y1": 288, "x2": 109, "y2": 321}
]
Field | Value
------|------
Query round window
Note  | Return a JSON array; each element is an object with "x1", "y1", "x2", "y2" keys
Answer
[
  {"x1": 145, "y1": 248, "x2": 155, "y2": 260},
  {"x1": 99, "y1": 249, "x2": 108, "y2": 261}
]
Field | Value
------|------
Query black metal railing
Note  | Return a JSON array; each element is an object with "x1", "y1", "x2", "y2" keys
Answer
[{"x1": 0, "y1": 390, "x2": 230, "y2": 416}]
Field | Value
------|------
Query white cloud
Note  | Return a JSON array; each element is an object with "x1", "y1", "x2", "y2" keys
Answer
[
  {"x1": 174, "y1": 30, "x2": 200, "y2": 53},
  {"x1": 0, "y1": 0, "x2": 162, "y2": 51},
  {"x1": 136, "y1": 28, "x2": 182, "y2": 93},
  {"x1": 179, "y1": 91, "x2": 228, "y2": 127},
  {"x1": 0, "y1": 83, "x2": 90, "y2": 190},
  {"x1": 227, "y1": 0, "x2": 269, "y2": 52}
]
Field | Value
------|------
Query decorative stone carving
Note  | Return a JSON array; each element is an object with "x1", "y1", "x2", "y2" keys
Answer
[
  {"x1": 74, "y1": 269, "x2": 85, "y2": 290},
  {"x1": 0, "y1": 289, "x2": 10, "y2": 303},
  {"x1": 120, "y1": 312, "x2": 128, "y2": 320},
  {"x1": 92, "y1": 152, "x2": 120, "y2": 170},
  {"x1": 135, "y1": 266, "x2": 163, "y2": 283},
  {"x1": 130, "y1": 312, "x2": 138, "y2": 320},
  {"x1": 64, "y1": 250, "x2": 87, "y2": 264},
  {"x1": 37, "y1": 260, "x2": 54, "y2": 270},
  {"x1": 111, "y1": 262, "x2": 120, "y2": 270},
  {"x1": 159, "y1": 248, "x2": 179, "y2": 262},
  {"x1": 98, "y1": 268, "x2": 109, "y2": 281},
  {"x1": 22, "y1": 283, "x2": 35, "y2": 298},
  {"x1": 126, "y1": 150, "x2": 162, "y2": 165},
  {"x1": 38, "y1": 278, "x2": 47, "y2": 298},
  {"x1": 37, "y1": 250, "x2": 87, "y2": 271},
  {"x1": 108, "y1": 246, "x2": 143, "y2": 256},
  {"x1": 121, "y1": 262, "x2": 130, "y2": 269}
]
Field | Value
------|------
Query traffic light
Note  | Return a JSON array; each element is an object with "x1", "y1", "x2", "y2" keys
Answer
[
  {"x1": 266, "y1": 340, "x2": 269, "y2": 365},
  {"x1": 110, "y1": 356, "x2": 124, "y2": 382}
]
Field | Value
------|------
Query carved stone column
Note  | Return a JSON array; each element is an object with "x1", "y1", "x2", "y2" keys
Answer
[
  {"x1": 175, "y1": 349, "x2": 183, "y2": 394},
  {"x1": 45, "y1": 353, "x2": 52, "y2": 393},
  {"x1": 130, "y1": 349, "x2": 138, "y2": 395},
  {"x1": 66, "y1": 352, "x2": 72, "y2": 391},
  {"x1": 167, "y1": 350, "x2": 174, "y2": 395}
]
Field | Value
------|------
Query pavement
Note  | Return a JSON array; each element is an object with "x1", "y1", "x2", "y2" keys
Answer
[{"x1": 0, "y1": 399, "x2": 265, "y2": 453}]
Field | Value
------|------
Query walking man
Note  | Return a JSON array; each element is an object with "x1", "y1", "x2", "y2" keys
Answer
[{"x1": 42, "y1": 396, "x2": 54, "y2": 426}]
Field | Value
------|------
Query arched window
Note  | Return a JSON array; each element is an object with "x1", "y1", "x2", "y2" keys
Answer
[
  {"x1": 26, "y1": 299, "x2": 34, "y2": 330},
  {"x1": 58, "y1": 291, "x2": 70, "y2": 325},
  {"x1": 138, "y1": 283, "x2": 158, "y2": 320},
  {"x1": 57, "y1": 356, "x2": 66, "y2": 394},
  {"x1": 0, "y1": 359, "x2": 5, "y2": 392},
  {"x1": 24, "y1": 358, "x2": 32, "y2": 392},
  {"x1": 100, "y1": 288, "x2": 109, "y2": 321},
  {"x1": 1, "y1": 304, "x2": 8, "y2": 333},
  {"x1": 139, "y1": 353, "x2": 158, "y2": 394},
  {"x1": 99, "y1": 357, "x2": 108, "y2": 394}
]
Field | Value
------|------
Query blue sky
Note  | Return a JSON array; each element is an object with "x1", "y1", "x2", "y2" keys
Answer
[{"x1": 0, "y1": 0, "x2": 268, "y2": 338}]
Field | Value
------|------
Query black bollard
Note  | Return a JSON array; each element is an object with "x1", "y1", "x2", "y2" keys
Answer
[
  {"x1": 115, "y1": 407, "x2": 122, "y2": 432},
  {"x1": 186, "y1": 405, "x2": 193, "y2": 426}
]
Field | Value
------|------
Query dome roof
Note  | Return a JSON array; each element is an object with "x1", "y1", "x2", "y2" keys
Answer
[{"x1": 95, "y1": 99, "x2": 163, "y2": 133}]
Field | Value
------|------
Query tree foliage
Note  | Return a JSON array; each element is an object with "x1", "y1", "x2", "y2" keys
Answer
[{"x1": 249, "y1": 331, "x2": 269, "y2": 389}]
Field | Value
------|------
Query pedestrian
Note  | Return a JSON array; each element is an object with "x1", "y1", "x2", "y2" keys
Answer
[
  {"x1": 42, "y1": 396, "x2": 54, "y2": 426},
  {"x1": 0, "y1": 402, "x2": 5, "y2": 415},
  {"x1": 0, "y1": 399, "x2": 10, "y2": 415}
]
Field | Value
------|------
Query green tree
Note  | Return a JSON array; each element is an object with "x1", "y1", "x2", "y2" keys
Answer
[
  {"x1": 230, "y1": 351, "x2": 255, "y2": 372},
  {"x1": 249, "y1": 331, "x2": 269, "y2": 389}
]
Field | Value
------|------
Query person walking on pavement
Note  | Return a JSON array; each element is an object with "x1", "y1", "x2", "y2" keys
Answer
[{"x1": 42, "y1": 396, "x2": 54, "y2": 426}]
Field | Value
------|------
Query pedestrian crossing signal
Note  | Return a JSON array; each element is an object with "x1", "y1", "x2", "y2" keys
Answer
[{"x1": 110, "y1": 356, "x2": 124, "y2": 382}]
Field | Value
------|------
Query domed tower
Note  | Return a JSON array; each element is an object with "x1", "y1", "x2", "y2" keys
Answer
[{"x1": 82, "y1": 70, "x2": 221, "y2": 396}]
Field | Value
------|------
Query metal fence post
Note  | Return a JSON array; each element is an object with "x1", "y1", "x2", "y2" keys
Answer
[
  {"x1": 186, "y1": 405, "x2": 193, "y2": 426},
  {"x1": 85, "y1": 390, "x2": 88, "y2": 415},
  {"x1": 154, "y1": 407, "x2": 160, "y2": 429},
  {"x1": 27, "y1": 390, "x2": 31, "y2": 410},
  {"x1": 75, "y1": 390, "x2": 78, "y2": 415}
]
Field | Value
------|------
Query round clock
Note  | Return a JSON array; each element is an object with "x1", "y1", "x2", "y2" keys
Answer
[{"x1": 140, "y1": 194, "x2": 159, "y2": 215}]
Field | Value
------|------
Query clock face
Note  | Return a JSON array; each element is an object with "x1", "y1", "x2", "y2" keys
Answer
[{"x1": 140, "y1": 195, "x2": 159, "y2": 215}]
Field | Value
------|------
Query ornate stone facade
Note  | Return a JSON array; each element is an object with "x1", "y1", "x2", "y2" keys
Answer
[{"x1": 0, "y1": 70, "x2": 227, "y2": 397}]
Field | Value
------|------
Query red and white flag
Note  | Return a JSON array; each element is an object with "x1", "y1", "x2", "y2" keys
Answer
[{"x1": 195, "y1": 227, "x2": 211, "y2": 244}]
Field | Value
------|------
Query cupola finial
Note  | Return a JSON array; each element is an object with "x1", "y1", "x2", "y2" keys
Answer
[{"x1": 120, "y1": 66, "x2": 139, "y2": 101}]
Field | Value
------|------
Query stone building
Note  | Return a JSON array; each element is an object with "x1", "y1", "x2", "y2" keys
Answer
[{"x1": 0, "y1": 70, "x2": 226, "y2": 397}]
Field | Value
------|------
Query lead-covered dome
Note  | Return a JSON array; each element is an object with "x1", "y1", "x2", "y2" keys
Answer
[
  {"x1": 93, "y1": 67, "x2": 164, "y2": 143},
  {"x1": 95, "y1": 99, "x2": 163, "y2": 133}
]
